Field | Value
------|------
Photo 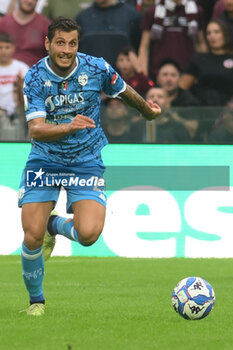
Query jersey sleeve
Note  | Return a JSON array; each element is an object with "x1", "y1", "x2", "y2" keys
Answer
[
  {"x1": 99, "y1": 58, "x2": 126, "y2": 98},
  {"x1": 23, "y1": 69, "x2": 47, "y2": 122}
]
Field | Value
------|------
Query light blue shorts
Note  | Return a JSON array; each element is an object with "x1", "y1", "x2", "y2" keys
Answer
[{"x1": 18, "y1": 154, "x2": 107, "y2": 213}]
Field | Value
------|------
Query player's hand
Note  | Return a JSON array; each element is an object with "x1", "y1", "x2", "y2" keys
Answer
[
  {"x1": 146, "y1": 100, "x2": 162, "y2": 120},
  {"x1": 68, "y1": 114, "x2": 96, "y2": 133}
]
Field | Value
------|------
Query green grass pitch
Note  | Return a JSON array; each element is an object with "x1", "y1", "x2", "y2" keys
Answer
[{"x1": 1, "y1": 256, "x2": 233, "y2": 350}]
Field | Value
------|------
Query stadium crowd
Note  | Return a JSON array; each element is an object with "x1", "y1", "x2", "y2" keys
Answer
[{"x1": 0, "y1": 0, "x2": 233, "y2": 144}]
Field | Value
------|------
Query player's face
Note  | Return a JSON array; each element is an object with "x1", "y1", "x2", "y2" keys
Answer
[
  {"x1": 157, "y1": 65, "x2": 180, "y2": 93},
  {"x1": 45, "y1": 30, "x2": 79, "y2": 76},
  {"x1": 206, "y1": 23, "x2": 225, "y2": 50},
  {"x1": 18, "y1": 0, "x2": 37, "y2": 14},
  {"x1": 0, "y1": 41, "x2": 14, "y2": 65}
]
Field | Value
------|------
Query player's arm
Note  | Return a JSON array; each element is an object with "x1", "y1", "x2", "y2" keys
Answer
[
  {"x1": 120, "y1": 84, "x2": 161, "y2": 121},
  {"x1": 28, "y1": 115, "x2": 95, "y2": 142}
]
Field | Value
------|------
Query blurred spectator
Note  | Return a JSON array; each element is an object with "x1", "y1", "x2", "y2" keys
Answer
[
  {"x1": 138, "y1": 0, "x2": 205, "y2": 81},
  {"x1": 41, "y1": 0, "x2": 92, "y2": 20},
  {"x1": 102, "y1": 97, "x2": 144, "y2": 143},
  {"x1": 75, "y1": 0, "x2": 141, "y2": 67},
  {"x1": 180, "y1": 19, "x2": 233, "y2": 106},
  {"x1": 0, "y1": 33, "x2": 28, "y2": 119},
  {"x1": 157, "y1": 59, "x2": 200, "y2": 107},
  {"x1": 146, "y1": 86, "x2": 191, "y2": 143},
  {"x1": 208, "y1": 101, "x2": 233, "y2": 144},
  {"x1": 0, "y1": 0, "x2": 48, "y2": 16},
  {"x1": 212, "y1": 0, "x2": 233, "y2": 48},
  {"x1": 116, "y1": 46, "x2": 154, "y2": 97},
  {"x1": 0, "y1": 0, "x2": 50, "y2": 67},
  {"x1": 157, "y1": 59, "x2": 199, "y2": 139}
]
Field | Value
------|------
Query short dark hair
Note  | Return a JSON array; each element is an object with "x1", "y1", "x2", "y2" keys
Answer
[
  {"x1": 47, "y1": 17, "x2": 81, "y2": 42},
  {"x1": 158, "y1": 59, "x2": 182, "y2": 74},
  {"x1": 117, "y1": 45, "x2": 136, "y2": 57},
  {"x1": 0, "y1": 32, "x2": 14, "y2": 44}
]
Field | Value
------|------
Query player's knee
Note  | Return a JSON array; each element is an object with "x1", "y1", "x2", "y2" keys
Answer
[
  {"x1": 24, "y1": 226, "x2": 44, "y2": 250},
  {"x1": 75, "y1": 223, "x2": 103, "y2": 246}
]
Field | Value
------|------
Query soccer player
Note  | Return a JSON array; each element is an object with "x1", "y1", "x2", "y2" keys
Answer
[{"x1": 18, "y1": 17, "x2": 161, "y2": 316}]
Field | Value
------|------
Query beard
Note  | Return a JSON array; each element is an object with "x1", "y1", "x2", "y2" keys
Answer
[
  {"x1": 19, "y1": 3, "x2": 36, "y2": 15},
  {"x1": 49, "y1": 54, "x2": 76, "y2": 74}
]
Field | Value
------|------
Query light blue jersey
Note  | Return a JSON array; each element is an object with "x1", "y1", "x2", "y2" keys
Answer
[{"x1": 24, "y1": 53, "x2": 126, "y2": 165}]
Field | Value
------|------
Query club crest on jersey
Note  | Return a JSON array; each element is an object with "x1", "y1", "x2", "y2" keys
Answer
[
  {"x1": 61, "y1": 81, "x2": 68, "y2": 91},
  {"x1": 78, "y1": 74, "x2": 88, "y2": 86}
]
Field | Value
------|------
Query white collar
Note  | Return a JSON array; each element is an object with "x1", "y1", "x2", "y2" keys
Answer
[{"x1": 45, "y1": 57, "x2": 79, "y2": 80}]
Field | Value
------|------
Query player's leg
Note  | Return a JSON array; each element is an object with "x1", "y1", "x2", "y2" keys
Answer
[
  {"x1": 18, "y1": 166, "x2": 60, "y2": 262},
  {"x1": 48, "y1": 199, "x2": 105, "y2": 245},
  {"x1": 21, "y1": 201, "x2": 53, "y2": 314},
  {"x1": 43, "y1": 209, "x2": 57, "y2": 261},
  {"x1": 72, "y1": 199, "x2": 106, "y2": 245},
  {"x1": 46, "y1": 162, "x2": 106, "y2": 245}
]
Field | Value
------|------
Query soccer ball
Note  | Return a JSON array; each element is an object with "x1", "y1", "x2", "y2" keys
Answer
[{"x1": 171, "y1": 277, "x2": 215, "y2": 320}]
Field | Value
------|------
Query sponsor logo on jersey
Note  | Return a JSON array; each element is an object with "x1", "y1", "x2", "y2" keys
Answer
[
  {"x1": 45, "y1": 92, "x2": 84, "y2": 112},
  {"x1": 78, "y1": 74, "x2": 88, "y2": 86}
]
